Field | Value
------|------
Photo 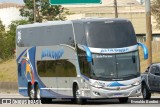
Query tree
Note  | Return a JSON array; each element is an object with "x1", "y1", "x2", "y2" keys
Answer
[
  {"x1": 20, "y1": 0, "x2": 68, "y2": 23},
  {"x1": 151, "y1": 0, "x2": 160, "y2": 29},
  {"x1": 0, "y1": 20, "x2": 7, "y2": 60},
  {"x1": 5, "y1": 20, "x2": 29, "y2": 59},
  {"x1": 0, "y1": 20, "x2": 29, "y2": 60}
]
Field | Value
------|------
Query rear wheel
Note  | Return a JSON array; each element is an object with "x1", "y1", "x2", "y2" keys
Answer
[
  {"x1": 28, "y1": 84, "x2": 35, "y2": 99},
  {"x1": 35, "y1": 84, "x2": 40, "y2": 100},
  {"x1": 118, "y1": 97, "x2": 128, "y2": 103},
  {"x1": 73, "y1": 85, "x2": 86, "y2": 105},
  {"x1": 142, "y1": 84, "x2": 151, "y2": 99}
]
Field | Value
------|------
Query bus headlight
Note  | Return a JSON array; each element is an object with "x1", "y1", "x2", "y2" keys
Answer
[
  {"x1": 92, "y1": 81, "x2": 105, "y2": 88},
  {"x1": 132, "y1": 81, "x2": 141, "y2": 86}
]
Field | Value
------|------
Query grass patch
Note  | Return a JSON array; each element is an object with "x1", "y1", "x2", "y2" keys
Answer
[{"x1": 0, "y1": 59, "x2": 17, "y2": 82}]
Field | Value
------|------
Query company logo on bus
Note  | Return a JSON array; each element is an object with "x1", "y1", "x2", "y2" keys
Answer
[
  {"x1": 41, "y1": 48, "x2": 64, "y2": 59},
  {"x1": 100, "y1": 48, "x2": 129, "y2": 53}
]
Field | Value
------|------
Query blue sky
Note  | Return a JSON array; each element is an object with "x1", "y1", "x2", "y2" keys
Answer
[{"x1": 0, "y1": 0, "x2": 24, "y2": 4}]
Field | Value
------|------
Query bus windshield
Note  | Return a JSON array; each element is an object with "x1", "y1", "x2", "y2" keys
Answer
[
  {"x1": 85, "y1": 20, "x2": 137, "y2": 48},
  {"x1": 90, "y1": 51, "x2": 140, "y2": 80}
]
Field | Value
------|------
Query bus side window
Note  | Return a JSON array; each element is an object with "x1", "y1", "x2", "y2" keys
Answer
[
  {"x1": 64, "y1": 60, "x2": 77, "y2": 77},
  {"x1": 80, "y1": 59, "x2": 90, "y2": 77},
  {"x1": 37, "y1": 60, "x2": 77, "y2": 77}
]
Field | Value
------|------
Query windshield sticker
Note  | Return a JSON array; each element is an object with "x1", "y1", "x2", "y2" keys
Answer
[
  {"x1": 89, "y1": 45, "x2": 138, "y2": 54},
  {"x1": 93, "y1": 55, "x2": 112, "y2": 58},
  {"x1": 100, "y1": 48, "x2": 129, "y2": 53}
]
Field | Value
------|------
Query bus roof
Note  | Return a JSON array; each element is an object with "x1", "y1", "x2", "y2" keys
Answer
[
  {"x1": 72, "y1": 18, "x2": 130, "y2": 23},
  {"x1": 17, "y1": 20, "x2": 72, "y2": 29},
  {"x1": 17, "y1": 18, "x2": 130, "y2": 29}
]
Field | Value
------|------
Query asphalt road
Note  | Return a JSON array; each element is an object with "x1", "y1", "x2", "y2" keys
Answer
[{"x1": 0, "y1": 94, "x2": 159, "y2": 107}]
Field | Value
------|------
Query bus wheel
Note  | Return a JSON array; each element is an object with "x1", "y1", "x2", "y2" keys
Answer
[
  {"x1": 28, "y1": 84, "x2": 35, "y2": 99},
  {"x1": 142, "y1": 84, "x2": 151, "y2": 99},
  {"x1": 73, "y1": 85, "x2": 85, "y2": 105},
  {"x1": 35, "y1": 84, "x2": 41, "y2": 100},
  {"x1": 118, "y1": 97, "x2": 128, "y2": 103}
]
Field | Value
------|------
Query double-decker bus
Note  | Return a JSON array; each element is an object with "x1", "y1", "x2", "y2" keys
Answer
[{"x1": 16, "y1": 18, "x2": 148, "y2": 104}]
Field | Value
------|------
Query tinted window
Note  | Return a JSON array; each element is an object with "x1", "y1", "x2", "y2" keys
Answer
[
  {"x1": 90, "y1": 51, "x2": 140, "y2": 80},
  {"x1": 85, "y1": 21, "x2": 137, "y2": 48},
  {"x1": 150, "y1": 66, "x2": 156, "y2": 74},
  {"x1": 91, "y1": 54, "x2": 117, "y2": 79},
  {"x1": 155, "y1": 67, "x2": 160, "y2": 76},
  {"x1": 37, "y1": 60, "x2": 77, "y2": 77},
  {"x1": 79, "y1": 58, "x2": 90, "y2": 77},
  {"x1": 116, "y1": 51, "x2": 140, "y2": 77},
  {"x1": 77, "y1": 47, "x2": 90, "y2": 77},
  {"x1": 17, "y1": 24, "x2": 75, "y2": 47},
  {"x1": 73, "y1": 22, "x2": 87, "y2": 45}
]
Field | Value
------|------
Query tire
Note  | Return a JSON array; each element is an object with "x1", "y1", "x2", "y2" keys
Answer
[
  {"x1": 142, "y1": 84, "x2": 151, "y2": 99},
  {"x1": 28, "y1": 84, "x2": 35, "y2": 99},
  {"x1": 41, "y1": 98, "x2": 53, "y2": 104},
  {"x1": 73, "y1": 85, "x2": 86, "y2": 105},
  {"x1": 119, "y1": 97, "x2": 128, "y2": 103},
  {"x1": 35, "y1": 84, "x2": 41, "y2": 100}
]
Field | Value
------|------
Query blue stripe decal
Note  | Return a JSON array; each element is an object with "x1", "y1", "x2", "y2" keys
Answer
[
  {"x1": 81, "y1": 74, "x2": 90, "y2": 81},
  {"x1": 108, "y1": 81, "x2": 125, "y2": 87},
  {"x1": 16, "y1": 49, "x2": 27, "y2": 62},
  {"x1": 138, "y1": 42, "x2": 148, "y2": 59}
]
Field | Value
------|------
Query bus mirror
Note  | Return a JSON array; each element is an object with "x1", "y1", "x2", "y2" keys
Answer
[
  {"x1": 82, "y1": 45, "x2": 93, "y2": 63},
  {"x1": 138, "y1": 42, "x2": 148, "y2": 60}
]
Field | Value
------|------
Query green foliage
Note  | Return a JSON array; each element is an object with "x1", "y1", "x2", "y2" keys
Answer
[
  {"x1": 0, "y1": 1, "x2": 69, "y2": 61},
  {"x1": 0, "y1": 20, "x2": 7, "y2": 60},
  {"x1": 0, "y1": 20, "x2": 29, "y2": 61},
  {"x1": 151, "y1": 0, "x2": 160, "y2": 29},
  {"x1": 20, "y1": 0, "x2": 69, "y2": 23}
]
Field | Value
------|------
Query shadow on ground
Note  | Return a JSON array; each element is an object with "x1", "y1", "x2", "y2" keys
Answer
[{"x1": 41, "y1": 98, "x2": 160, "y2": 105}]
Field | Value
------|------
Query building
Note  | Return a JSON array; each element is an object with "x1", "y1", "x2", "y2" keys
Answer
[
  {"x1": 0, "y1": 3, "x2": 24, "y2": 29},
  {"x1": 65, "y1": 0, "x2": 160, "y2": 35}
]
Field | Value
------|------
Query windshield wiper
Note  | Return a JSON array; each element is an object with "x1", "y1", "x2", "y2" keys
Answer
[{"x1": 120, "y1": 73, "x2": 139, "y2": 78}]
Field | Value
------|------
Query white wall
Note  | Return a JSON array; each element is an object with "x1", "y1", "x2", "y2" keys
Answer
[{"x1": 0, "y1": 7, "x2": 24, "y2": 29}]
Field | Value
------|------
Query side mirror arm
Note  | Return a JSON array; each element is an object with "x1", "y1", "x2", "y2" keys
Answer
[
  {"x1": 82, "y1": 45, "x2": 92, "y2": 63},
  {"x1": 138, "y1": 42, "x2": 148, "y2": 60}
]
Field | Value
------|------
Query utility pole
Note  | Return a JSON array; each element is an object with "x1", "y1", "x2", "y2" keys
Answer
[
  {"x1": 145, "y1": 0, "x2": 152, "y2": 65},
  {"x1": 114, "y1": 0, "x2": 118, "y2": 18},
  {"x1": 34, "y1": 0, "x2": 36, "y2": 23}
]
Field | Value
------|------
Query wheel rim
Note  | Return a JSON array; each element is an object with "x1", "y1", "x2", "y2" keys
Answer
[
  {"x1": 143, "y1": 87, "x2": 146, "y2": 98},
  {"x1": 76, "y1": 89, "x2": 80, "y2": 98},
  {"x1": 37, "y1": 88, "x2": 41, "y2": 99},
  {"x1": 30, "y1": 88, "x2": 35, "y2": 99}
]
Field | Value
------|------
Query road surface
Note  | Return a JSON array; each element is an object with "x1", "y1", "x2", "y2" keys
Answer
[{"x1": 0, "y1": 94, "x2": 159, "y2": 107}]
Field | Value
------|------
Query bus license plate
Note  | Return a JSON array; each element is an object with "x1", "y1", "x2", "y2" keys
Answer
[{"x1": 114, "y1": 93, "x2": 123, "y2": 97}]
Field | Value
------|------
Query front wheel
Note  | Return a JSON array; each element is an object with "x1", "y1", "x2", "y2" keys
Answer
[
  {"x1": 119, "y1": 97, "x2": 128, "y2": 103},
  {"x1": 73, "y1": 85, "x2": 86, "y2": 105},
  {"x1": 142, "y1": 84, "x2": 151, "y2": 99}
]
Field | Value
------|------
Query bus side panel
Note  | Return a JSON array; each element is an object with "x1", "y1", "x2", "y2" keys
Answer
[
  {"x1": 17, "y1": 47, "x2": 37, "y2": 97},
  {"x1": 35, "y1": 46, "x2": 79, "y2": 98},
  {"x1": 17, "y1": 62, "x2": 29, "y2": 97},
  {"x1": 34, "y1": 46, "x2": 76, "y2": 98}
]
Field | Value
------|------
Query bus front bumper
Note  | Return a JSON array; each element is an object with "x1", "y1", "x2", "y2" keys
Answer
[{"x1": 88, "y1": 84, "x2": 141, "y2": 98}]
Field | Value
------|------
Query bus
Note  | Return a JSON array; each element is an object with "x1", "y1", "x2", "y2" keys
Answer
[{"x1": 16, "y1": 18, "x2": 148, "y2": 104}]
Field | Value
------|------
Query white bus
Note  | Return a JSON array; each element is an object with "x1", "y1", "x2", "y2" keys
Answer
[{"x1": 16, "y1": 18, "x2": 148, "y2": 104}]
